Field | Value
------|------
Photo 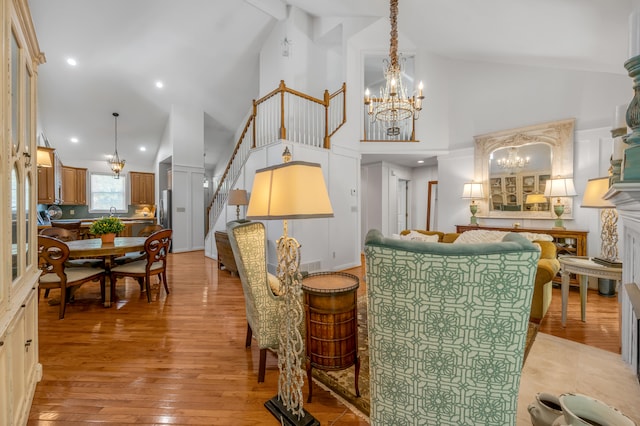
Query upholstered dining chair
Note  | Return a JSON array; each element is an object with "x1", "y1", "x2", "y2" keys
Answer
[
  {"x1": 226, "y1": 220, "x2": 284, "y2": 383},
  {"x1": 109, "y1": 229, "x2": 172, "y2": 303},
  {"x1": 37, "y1": 235, "x2": 107, "y2": 319}
]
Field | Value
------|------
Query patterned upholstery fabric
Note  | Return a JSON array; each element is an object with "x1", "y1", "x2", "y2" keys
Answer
[
  {"x1": 227, "y1": 221, "x2": 282, "y2": 350},
  {"x1": 364, "y1": 230, "x2": 540, "y2": 425}
]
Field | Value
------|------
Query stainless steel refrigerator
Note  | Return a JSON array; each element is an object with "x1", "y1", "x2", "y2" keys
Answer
[{"x1": 160, "y1": 189, "x2": 172, "y2": 229}]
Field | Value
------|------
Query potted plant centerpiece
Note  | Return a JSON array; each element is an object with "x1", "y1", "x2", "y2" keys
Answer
[{"x1": 90, "y1": 216, "x2": 125, "y2": 243}]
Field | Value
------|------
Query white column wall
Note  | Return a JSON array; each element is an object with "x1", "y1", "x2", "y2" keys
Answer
[{"x1": 166, "y1": 105, "x2": 205, "y2": 253}]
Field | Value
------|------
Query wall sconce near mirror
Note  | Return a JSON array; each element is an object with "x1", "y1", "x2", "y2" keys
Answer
[
  {"x1": 544, "y1": 177, "x2": 577, "y2": 229},
  {"x1": 461, "y1": 182, "x2": 484, "y2": 225}
]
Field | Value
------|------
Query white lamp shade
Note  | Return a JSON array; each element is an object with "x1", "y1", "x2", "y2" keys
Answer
[
  {"x1": 228, "y1": 189, "x2": 249, "y2": 206},
  {"x1": 461, "y1": 182, "x2": 484, "y2": 199},
  {"x1": 543, "y1": 178, "x2": 577, "y2": 198},
  {"x1": 246, "y1": 161, "x2": 334, "y2": 220},
  {"x1": 581, "y1": 177, "x2": 614, "y2": 208}
]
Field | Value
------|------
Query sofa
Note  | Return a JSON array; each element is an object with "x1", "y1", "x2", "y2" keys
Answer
[
  {"x1": 400, "y1": 229, "x2": 560, "y2": 323},
  {"x1": 365, "y1": 230, "x2": 541, "y2": 425}
]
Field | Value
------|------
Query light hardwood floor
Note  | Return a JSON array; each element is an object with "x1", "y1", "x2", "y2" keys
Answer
[{"x1": 28, "y1": 251, "x2": 619, "y2": 425}]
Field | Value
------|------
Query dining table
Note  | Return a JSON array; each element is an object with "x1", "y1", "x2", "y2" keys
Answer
[{"x1": 66, "y1": 236, "x2": 147, "y2": 307}]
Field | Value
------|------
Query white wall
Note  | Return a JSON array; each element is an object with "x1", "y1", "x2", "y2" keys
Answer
[
  {"x1": 165, "y1": 105, "x2": 205, "y2": 253},
  {"x1": 259, "y1": 6, "x2": 333, "y2": 99},
  {"x1": 217, "y1": 11, "x2": 635, "y2": 269}
]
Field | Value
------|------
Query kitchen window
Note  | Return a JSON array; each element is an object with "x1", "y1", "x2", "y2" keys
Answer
[{"x1": 89, "y1": 172, "x2": 127, "y2": 213}]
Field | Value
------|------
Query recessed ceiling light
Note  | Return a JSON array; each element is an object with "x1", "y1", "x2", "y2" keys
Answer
[
  {"x1": 417, "y1": 160, "x2": 424, "y2": 164},
  {"x1": 139, "y1": 146, "x2": 146, "y2": 152},
  {"x1": 66, "y1": 57, "x2": 77, "y2": 66},
  {"x1": 155, "y1": 81, "x2": 164, "y2": 89},
  {"x1": 70, "y1": 137, "x2": 79, "y2": 143}
]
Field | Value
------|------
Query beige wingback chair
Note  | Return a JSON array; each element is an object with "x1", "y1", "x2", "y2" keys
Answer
[
  {"x1": 365, "y1": 230, "x2": 540, "y2": 425},
  {"x1": 226, "y1": 220, "x2": 284, "y2": 383}
]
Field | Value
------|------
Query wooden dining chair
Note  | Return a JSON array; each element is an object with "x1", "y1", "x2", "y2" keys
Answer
[
  {"x1": 39, "y1": 226, "x2": 76, "y2": 241},
  {"x1": 109, "y1": 229, "x2": 172, "y2": 303},
  {"x1": 113, "y1": 224, "x2": 165, "y2": 265},
  {"x1": 37, "y1": 235, "x2": 107, "y2": 319},
  {"x1": 49, "y1": 220, "x2": 82, "y2": 240},
  {"x1": 39, "y1": 227, "x2": 103, "y2": 300}
]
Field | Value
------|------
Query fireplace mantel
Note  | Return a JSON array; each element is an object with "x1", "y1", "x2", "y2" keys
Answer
[{"x1": 604, "y1": 182, "x2": 640, "y2": 373}]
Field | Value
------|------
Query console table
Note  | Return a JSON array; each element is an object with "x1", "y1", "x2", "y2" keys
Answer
[
  {"x1": 456, "y1": 225, "x2": 588, "y2": 286},
  {"x1": 214, "y1": 231, "x2": 238, "y2": 276}
]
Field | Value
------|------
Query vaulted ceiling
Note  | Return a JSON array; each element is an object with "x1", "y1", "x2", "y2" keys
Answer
[{"x1": 30, "y1": 0, "x2": 633, "y2": 170}]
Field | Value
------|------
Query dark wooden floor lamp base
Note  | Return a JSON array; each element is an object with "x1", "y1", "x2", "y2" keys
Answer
[{"x1": 265, "y1": 395, "x2": 320, "y2": 426}]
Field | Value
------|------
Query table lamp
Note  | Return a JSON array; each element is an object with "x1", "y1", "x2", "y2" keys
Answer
[
  {"x1": 228, "y1": 189, "x2": 249, "y2": 221},
  {"x1": 246, "y1": 147, "x2": 332, "y2": 426},
  {"x1": 543, "y1": 177, "x2": 577, "y2": 229},
  {"x1": 581, "y1": 177, "x2": 620, "y2": 267},
  {"x1": 461, "y1": 182, "x2": 484, "y2": 225},
  {"x1": 525, "y1": 193, "x2": 547, "y2": 211}
]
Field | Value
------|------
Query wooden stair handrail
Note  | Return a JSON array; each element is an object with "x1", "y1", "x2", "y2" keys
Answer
[{"x1": 206, "y1": 80, "x2": 346, "y2": 233}]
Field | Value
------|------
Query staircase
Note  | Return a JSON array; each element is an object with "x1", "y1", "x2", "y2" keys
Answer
[{"x1": 206, "y1": 80, "x2": 346, "y2": 233}]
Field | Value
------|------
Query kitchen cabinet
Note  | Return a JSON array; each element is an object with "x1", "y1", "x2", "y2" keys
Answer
[
  {"x1": 130, "y1": 171, "x2": 155, "y2": 205},
  {"x1": 61, "y1": 166, "x2": 87, "y2": 205},
  {"x1": 1, "y1": 0, "x2": 44, "y2": 423},
  {"x1": 37, "y1": 147, "x2": 55, "y2": 204}
]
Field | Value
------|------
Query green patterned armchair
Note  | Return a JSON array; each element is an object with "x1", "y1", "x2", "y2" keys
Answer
[
  {"x1": 364, "y1": 230, "x2": 540, "y2": 425},
  {"x1": 227, "y1": 220, "x2": 282, "y2": 383}
]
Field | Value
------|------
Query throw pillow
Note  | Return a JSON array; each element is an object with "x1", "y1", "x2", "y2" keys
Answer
[
  {"x1": 453, "y1": 229, "x2": 553, "y2": 244},
  {"x1": 400, "y1": 230, "x2": 439, "y2": 242},
  {"x1": 453, "y1": 229, "x2": 507, "y2": 244},
  {"x1": 268, "y1": 273, "x2": 284, "y2": 296}
]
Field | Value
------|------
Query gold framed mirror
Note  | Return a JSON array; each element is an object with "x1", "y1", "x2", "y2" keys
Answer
[{"x1": 474, "y1": 118, "x2": 575, "y2": 219}]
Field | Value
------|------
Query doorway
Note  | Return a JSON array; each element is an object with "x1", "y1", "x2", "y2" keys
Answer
[{"x1": 397, "y1": 179, "x2": 409, "y2": 233}]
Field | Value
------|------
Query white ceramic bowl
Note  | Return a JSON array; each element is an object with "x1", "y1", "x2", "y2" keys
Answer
[{"x1": 559, "y1": 393, "x2": 636, "y2": 426}]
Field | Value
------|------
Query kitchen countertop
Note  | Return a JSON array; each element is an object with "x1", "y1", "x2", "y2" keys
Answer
[{"x1": 39, "y1": 217, "x2": 156, "y2": 230}]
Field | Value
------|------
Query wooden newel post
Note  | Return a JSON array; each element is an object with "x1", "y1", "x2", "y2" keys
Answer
[
  {"x1": 252, "y1": 99, "x2": 257, "y2": 149},
  {"x1": 279, "y1": 80, "x2": 287, "y2": 140},
  {"x1": 324, "y1": 89, "x2": 330, "y2": 149}
]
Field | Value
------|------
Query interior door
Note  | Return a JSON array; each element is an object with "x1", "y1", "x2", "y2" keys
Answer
[{"x1": 397, "y1": 179, "x2": 408, "y2": 233}]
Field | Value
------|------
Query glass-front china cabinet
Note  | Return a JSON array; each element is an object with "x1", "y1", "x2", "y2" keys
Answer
[{"x1": 1, "y1": 0, "x2": 45, "y2": 424}]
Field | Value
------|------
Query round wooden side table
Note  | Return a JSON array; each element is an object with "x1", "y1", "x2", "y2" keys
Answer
[{"x1": 302, "y1": 271, "x2": 360, "y2": 403}]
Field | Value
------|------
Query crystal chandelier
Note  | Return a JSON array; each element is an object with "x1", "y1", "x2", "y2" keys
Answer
[
  {"x1": 108, "y1": 112, "x2": 125, "y2": 179},
  {"x1": 364, "y1": 0, "x2": 423, "y2": 136},
  {"x1": 497, "y1": 147, "x2": 529, "y2": 171}
]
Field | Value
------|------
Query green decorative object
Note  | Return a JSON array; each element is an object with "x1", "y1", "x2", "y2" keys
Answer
[
  {"x1": 89, "y1": 216, "x2": 125, "y2": 235},
  {"x1": 623, "y1": 55, "x2": 640, "y2": 181},
  {"x1": 469, "y1": 203, "x2": 479, "y2": 225},
  {"x1": 553, "y1": 203, "x2": 565, "y2": 229}
]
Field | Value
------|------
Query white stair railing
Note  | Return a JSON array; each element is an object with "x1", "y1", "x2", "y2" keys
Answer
[{"x1": 206, "y1": 81, "x2": 346, "y2": 232}]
